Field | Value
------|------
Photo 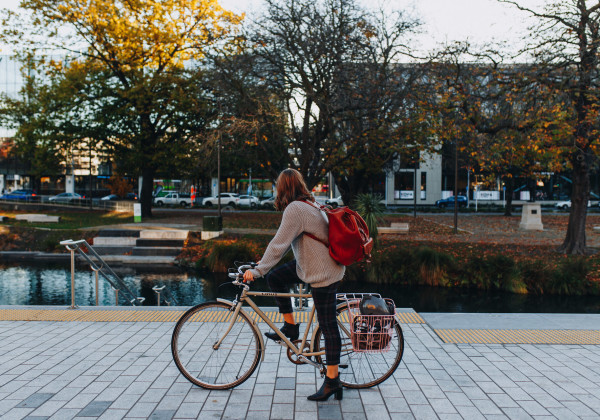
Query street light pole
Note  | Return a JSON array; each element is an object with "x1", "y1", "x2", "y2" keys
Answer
[
  {"x1": 217, "y1": 100, "x2": 222, "y2": 218},
  {"x1": 413, "y1": 159, "x2": 417, "y2": 218},
  {"x1": 454, "y1": 140, "x2": 458, "y2": 234}
]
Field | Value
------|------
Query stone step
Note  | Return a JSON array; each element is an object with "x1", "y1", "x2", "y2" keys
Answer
[
  {"x1": 140, "y1": 230, "x2": 188, "y2": 240},
  {"x1": 15, "y1": 214, "x2": 60, "y2": 223},
  {"x1": 96, "y1": 229, "x2": 141, "y2": 238},
  {"x1": 135, "y1": 239, "x2": 185, "y2": 247},
  {"x1": 132, "y1": 247, "x2": 182, "y2": 257},
  {"x1": 90, "y1": 246, "x2": 134, "y2": 255},
  {"x1": 93, "y1": 237, "x2": 138, "y2": 246}
]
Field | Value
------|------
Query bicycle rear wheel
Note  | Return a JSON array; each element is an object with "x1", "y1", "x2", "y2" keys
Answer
[
  {"x1": 171, "y1": 301, "x2": 261, "y2": 389},
  {"x1": 314, "y1": 302, "x2": 404, "y2": 388}
]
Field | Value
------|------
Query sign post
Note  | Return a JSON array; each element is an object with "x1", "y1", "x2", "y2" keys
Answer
[{"x1": 134, "y1": 203, "x2": 142, "y2": 223}]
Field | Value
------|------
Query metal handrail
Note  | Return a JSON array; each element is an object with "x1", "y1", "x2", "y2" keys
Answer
[
  {"x1": 60, "y1": 239, "x2": 145, "y2": 308},
  {"x1": 152, "y1": 285, "x2": 178, "y2": 306}
]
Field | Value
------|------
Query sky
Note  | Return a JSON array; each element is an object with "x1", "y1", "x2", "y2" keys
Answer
[
  {"x1": 218, "y1": 0, "x2": 547, "y2": 57},
  {"x1": 0, "y1": 0, "x2": 547, "y2": 57}
]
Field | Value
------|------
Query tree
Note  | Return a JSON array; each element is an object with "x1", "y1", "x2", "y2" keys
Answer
[
  {"x1": 429, "y1": 45, "x2": 568, "y2": 216},
  {"x1": 1, "y1": 0, "x2": 242, "y2": 217},
  {"x1": 0, "y1": 55, "x2": 69, "y2": 191},
  {"x1": 499, "y1": 0, "x2": 600, "y2": 254},
  {"x1": 202, "y1": 53, "x2": 291, "y2": 183},
  {"x1": 249, "y1": 0, "x2": 422, "y2": 196}
]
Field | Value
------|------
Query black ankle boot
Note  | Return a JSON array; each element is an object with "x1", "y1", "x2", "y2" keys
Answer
[
  {"x1": 265, "y1": 322, "x2": 299, "y2": 341},
  {"x1": 307, "y1": 375, "x2": 343, "y2": 401}
]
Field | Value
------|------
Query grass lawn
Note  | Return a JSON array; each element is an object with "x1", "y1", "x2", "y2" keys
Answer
[{"x1": 0, "y1": 210, "x2": 133, "y2": 230}]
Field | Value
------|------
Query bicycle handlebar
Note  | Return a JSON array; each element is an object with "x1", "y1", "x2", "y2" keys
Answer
[{"x1": 228, "y1": 263, "x2": 256, "y2": 290}]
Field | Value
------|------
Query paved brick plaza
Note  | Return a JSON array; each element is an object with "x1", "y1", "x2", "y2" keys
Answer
[{"x1": 1, "y1": 311, "x2": 600, "y2": 420}]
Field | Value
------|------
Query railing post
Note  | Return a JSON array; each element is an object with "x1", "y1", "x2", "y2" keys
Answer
[
  {"x1": 70, "y1": 247, "x2": 76, "y2": 309},
  {"x1": 153, "y1": 286, "x2": 166, "y2": 306},
  {"x1": 94, "y1": 270, "x2": 99, "y2": 306},
  {"x1": 115, "y1": 289, "x2": 119, "y2": 306}
]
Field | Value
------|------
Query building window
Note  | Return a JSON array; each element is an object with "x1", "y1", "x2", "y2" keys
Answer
[
  {"x1": 421, "y1": 172, "x2": 427, "y2": 200},
  {"x1": 394, "y1": 172, "x2": 414, "y2": 200}
]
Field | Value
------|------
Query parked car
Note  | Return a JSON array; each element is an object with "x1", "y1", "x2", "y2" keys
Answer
[
  {"x1": 125, "y1": 192, "x2": 138, "y2": 200},
  {"x1": 555, "y1": 200, "x2": 590, "y2": 210},
  {"x1": 154, "y1": 192, "x2": 193, "y2": 207},
  {"x1": 0, "y1": 189, "x2": 38, "y2": 201},
  {"x1": 238, "y1": 195, "x2": 260, "y2": 208},
  {"x1": 202, "y1": 193, "x2": 240, "y2": 207},
  {"x1": 325, "y1": 196, "x2": 344, "y2": 208},
  {"x1": 49, "y1": 192, "x2": 83, "y2": 203},
  {"x1": 260, "y1": 196, "x2": 276, "y2": 209},
  {"x1": 314, "y1": 196, "x2": 329, "y2": 205},
  {"x1": 100, "y1": 194, "x2": 119, "y2": 201},
  {"x1": 435, "y1": 195, "x2": 468, "y2": 208}
]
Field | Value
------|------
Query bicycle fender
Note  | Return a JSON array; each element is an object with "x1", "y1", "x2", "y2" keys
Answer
[{"x1": 217, "y1": 298, "x2": 266, "y2": 362}]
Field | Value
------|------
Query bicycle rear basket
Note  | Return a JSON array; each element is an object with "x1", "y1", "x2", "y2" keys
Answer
[{"x1": 339, "y1": 293, "x2": 396, "y2": 353}]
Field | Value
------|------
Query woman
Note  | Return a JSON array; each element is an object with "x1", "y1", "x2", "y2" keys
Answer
[{"x1": 243, "y1": 168, "x2": 345, "y2": 401}]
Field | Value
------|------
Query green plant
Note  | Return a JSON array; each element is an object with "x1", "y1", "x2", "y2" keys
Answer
[
  {"x1": 206, "y1": 241, "x2": 254, "y2": 272},
  {"x1": 352, "y1": 193, "x2": 385, "y2": 239},
  {"x1": 414, "y1": 246, "x2": 455, "y2": 286},
  {"x1": 519, "y1": 260, "x2": 549, "y2": 295},
  {"x1": 549, "y1": 257, "x2": 590, "y2": 295}
]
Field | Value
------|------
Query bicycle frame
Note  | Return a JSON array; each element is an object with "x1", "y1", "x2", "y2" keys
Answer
[{"x1": 214, "y1": 285, "x2": 326, "y2": 365}]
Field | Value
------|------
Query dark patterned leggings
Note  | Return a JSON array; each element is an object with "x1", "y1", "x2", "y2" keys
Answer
[{"x1": 266, "y1": 260, "x2": 341, "y2": 365}]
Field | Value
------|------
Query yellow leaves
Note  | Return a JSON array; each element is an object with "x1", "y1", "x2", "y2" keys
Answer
[{"x1": 23, "y1": 0, "x2": 243, "y2": 72}]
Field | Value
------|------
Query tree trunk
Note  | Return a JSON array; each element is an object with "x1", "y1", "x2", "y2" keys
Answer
[
  {"x1": 334, "y1": 170, "x2": 369, "y2": 208},
  {"x1": 504, "y1": 176, "x2": 514, "y2": 217},
  {"x1": 557, "y1": 153, "x2": 590, "y2": 254},
  {"x1": 140, "y1": 166, "x2": 155, "y2": 218}
]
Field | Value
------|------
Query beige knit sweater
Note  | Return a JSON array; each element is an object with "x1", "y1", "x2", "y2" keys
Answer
[{"x1": 249, "y1": 200, "x2": 345, "y2": 288}]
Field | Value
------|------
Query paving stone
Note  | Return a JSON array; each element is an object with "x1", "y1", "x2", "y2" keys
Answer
[
  {"x1": 317, "y1": 402, "x2": 343, "y2": 419},
  {"x1": 364, "y1": 404, "x2": 391, "y2": 420},
  {"x1": 429, "y1": 398, "x2": 458, "y2": 414},
  {"x1": 148, "y1": 409, "x2": 177, "y2": 419},
  {"x1": 275, "y1": 377, "x2": 295, "y2": 390},
  {"x1": 221, "y1": 403, "x2": 249, "y2": 419},
  {"x1": 77, "y1": 400, "x2": 113, "y2": 417},
  {"x1": 17, "y1": 393, "x2": 55, "y2": 408}
]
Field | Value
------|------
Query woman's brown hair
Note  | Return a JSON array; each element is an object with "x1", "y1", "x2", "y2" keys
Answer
[{"x1": 274, "y1": 168, "x2": 315, "y2": 211}]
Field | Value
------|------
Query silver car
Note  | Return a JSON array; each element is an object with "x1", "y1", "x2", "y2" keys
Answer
[
  {"x1": 49, "y1": 192, "x2": 83, "y2": 203},
  {"x1": 238, "y1": 195, "x2": 260, "y2": 208}
]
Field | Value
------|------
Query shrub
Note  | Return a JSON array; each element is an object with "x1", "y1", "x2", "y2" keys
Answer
[
  {"x1": 352, "y1": 193, "x2": 384, "y2": 240},
  {"x1": 549, "y1": 257, "x2": 590, "y2": 295},
  {"x1": 414, "y1": 246, "x2": 455, "y2": 287},
  {"x1": 519, "y1": 260, "x2": 549, "y2": 295},
  {"x1": 206, "y1": 241, "x2": 255, "y2": 272},
  {"x1": 461, "y1": 254, "x2": 524, "y2": 293}
]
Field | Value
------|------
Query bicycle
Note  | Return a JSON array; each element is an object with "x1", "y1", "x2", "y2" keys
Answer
[{"x1": 171, "y1": 263, "x2": 404, "y2": 390}]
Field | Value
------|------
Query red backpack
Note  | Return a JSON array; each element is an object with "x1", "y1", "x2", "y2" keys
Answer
[{"x1": 303, "y1": 201, "x2": 373, "y2": 266}]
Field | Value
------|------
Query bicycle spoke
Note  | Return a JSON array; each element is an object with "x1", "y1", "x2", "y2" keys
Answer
[
  {"x1": 172, "y1": 302, "x2": 261, "y2": 389},
  {"x1": 316, "y1": 303, "x2": 404, "y2": 388}
]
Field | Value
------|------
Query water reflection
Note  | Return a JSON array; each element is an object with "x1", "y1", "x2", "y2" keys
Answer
[{"x1": 0, "y1": 262, "x2": 598, "y2": 313}]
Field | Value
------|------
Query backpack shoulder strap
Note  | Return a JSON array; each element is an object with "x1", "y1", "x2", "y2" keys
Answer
[
  {"x1": 300, "y1": 200, "x2": 330, "y2": 247},
  {"x1": 300, "y1": 199, "x2": 327, "y2": 212},
  {"x1": 304, "y1": 232, "x2": 329, "y2": 247}
]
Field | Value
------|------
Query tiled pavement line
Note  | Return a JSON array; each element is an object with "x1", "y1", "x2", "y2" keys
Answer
[
  {"x1": 0, "y1": 308, "x2": 426, "y2": 325},
  {"x1": 0, "y1": 321, "x2": 598, "y2": 419}
]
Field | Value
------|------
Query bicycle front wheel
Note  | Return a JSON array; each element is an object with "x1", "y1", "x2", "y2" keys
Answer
[
  {"x1": 314, "y1": 302, "x2": 404, "y2": 388},
  {"x1": 171, "y1": 301, "x2": 261, "y2": 389}
]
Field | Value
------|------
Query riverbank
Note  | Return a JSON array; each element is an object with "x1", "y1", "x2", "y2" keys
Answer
[{"x1": 3, "y1": 210, "x2": 600, "y2": 295}]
